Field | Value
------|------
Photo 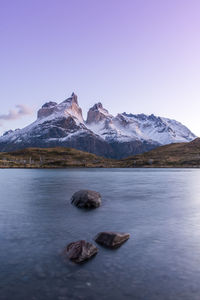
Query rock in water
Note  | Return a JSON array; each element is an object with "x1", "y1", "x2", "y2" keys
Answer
[
  {"x1": 71, "y1": 190, "x2": 101, "y2": 208},
  {"x1": 63, "y1": 240, "x2": 98, "y2": 263},
  {"x1": 95, "y1": 232, "x2": 130, "y2": 248}
]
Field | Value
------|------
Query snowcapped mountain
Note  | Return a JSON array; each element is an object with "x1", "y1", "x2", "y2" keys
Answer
[
  {"x1": 0, "y1": 93, "x2": 196, "y2": 158},
  {"x1": 86, "y1": 104, "x2": 195, "y2": 144}
]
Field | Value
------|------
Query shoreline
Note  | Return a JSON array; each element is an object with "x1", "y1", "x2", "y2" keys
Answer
[{"x1": 1, "y1": 165, "x2": 200, "y2": 169}]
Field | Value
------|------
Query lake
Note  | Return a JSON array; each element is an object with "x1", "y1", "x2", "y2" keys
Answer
[{"x1": 1, "y1": 168, "x2": 200, "y2": 300}]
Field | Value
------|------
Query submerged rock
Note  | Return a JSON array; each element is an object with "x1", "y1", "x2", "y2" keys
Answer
[
  {"x1": 63, "y1": 240, "x2": 98, "y2": 263},
  {"x1": 95, "y1": 232, "x2": 130, "y2": 248},
  {"x1": 71, "y1": 190, "x2": 101, "y2": 208}
]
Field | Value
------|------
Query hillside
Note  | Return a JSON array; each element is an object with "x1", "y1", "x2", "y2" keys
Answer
[
  {"x1": 0, "y1": 147, "x2": 120, "y2": 168},
  {"x1": 1, "y1": 138, "x2": 200, "y2": 168},
  {"x1": 122, "y1": 138, "x2": 200, "y2": 167}
]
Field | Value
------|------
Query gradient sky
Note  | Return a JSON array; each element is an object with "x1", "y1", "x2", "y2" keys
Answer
[{"x1": 0, "y1": 0, "x2": 200, "y2": 135}]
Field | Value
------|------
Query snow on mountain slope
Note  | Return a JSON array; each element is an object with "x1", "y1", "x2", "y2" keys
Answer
[
  {"x1": 0, "y1": 93, "x2": 196, "y2": 158},
  {"x1": 0, "y1": 94, "x2": 116, "y2": 157},
  {"x1": 118, "y1": 113, "x2": 196, "y2": 144},
  {"x1": 1, "y1": 93, "x2": 87, "y2": 143},
  {"x1": 86, "y1": 104, "x2": 196, "y2": 144},
  {"x1": 37, "y1": 92, "x2": 84, "y2": 125}
]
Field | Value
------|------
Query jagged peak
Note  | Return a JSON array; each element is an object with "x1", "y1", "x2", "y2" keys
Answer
[
  {"x1": 37, "y1": 93, "x2": 83, "y2": 123},
  {"x1": 37, "y1": 101, "x2": 58, "y2": 119},
  {"x1": 92, "y1": 102, "x2": 109, "y2": 114},
  {"x1": 91, "y1": 102, "x2": 104, "y2": 110},
  {"x1": 63, "y1": 92, "x2": 78, "y2": 105},
  {"x1": 122, "y1": 112, "x2": 164, "y2": 123},
  {"x1": 86, "y1": 103, "x2": 112, "y2": 124}
]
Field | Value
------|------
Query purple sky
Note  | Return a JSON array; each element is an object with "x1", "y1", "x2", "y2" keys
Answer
[{"x1": 0, "y1": 0, "x2": 200, "y2": 135}]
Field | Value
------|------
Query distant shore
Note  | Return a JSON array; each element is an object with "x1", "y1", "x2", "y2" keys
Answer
[{"x1": 1, "y1": 139, "x2": 200, "y2": 168}]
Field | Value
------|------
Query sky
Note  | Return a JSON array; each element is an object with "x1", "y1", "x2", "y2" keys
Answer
[{"x1": 0, "y1": 0, "x2": 200, "y2": 136}]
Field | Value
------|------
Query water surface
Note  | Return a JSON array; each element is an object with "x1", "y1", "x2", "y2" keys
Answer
[{"x1": 1, "y1": 168, "x2": 200, "y2": 300}]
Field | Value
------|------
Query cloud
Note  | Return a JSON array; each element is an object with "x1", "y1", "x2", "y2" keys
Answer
[{"x1": 0, "y1": 105, "x2": 33, "y2": 125}]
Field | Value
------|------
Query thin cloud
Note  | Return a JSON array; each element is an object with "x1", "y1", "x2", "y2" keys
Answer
[{"x1": 0, "y1": 105, "x2": 33, "y2": 125}]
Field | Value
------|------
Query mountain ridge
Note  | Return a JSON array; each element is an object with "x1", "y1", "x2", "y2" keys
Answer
[{"x1": 0, "y1": 93, "x2": 196, "y2": 158}]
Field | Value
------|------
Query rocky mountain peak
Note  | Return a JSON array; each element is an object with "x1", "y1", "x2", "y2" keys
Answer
[
  {"x1": 63, "y1": 92, "x2": 78, "y2": 105},
  {"x1": 37, "y1": 101, "x2": 58, "y2": 119},
  {"x1": 37, "y1": 93, "x2": 83, "y2": 123},
  {"x1": 61, "y1": 93, "x2": 83, "y2": 123},
  {"x1": 86, "y1": 103, "x2": 112, "y2": 124},
  {"x1": 92, "y1": 102, "x2": 103, "y2": 110}
]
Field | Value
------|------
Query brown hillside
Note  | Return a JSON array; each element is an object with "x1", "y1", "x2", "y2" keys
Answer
[
  {"x1": 122, "y1": 138, "x2": 200, "y2": 167},
  {"x1": 0, "y1": 147, "x2": 120, "y2": 168}
]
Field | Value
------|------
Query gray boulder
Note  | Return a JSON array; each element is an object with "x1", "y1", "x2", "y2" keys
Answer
[
  {"x1": 71, "y1": 190, "x2": 101, "y2": 208},
  {"x1": 63, "y1": 240, "x2": 98, "y2": 263},
  {"x1": 95, "y1": 232, "x2": 130, "y2": 248}
]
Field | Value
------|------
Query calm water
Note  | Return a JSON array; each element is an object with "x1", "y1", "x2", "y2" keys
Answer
[{"x1": 1, "y1": 169, "x2": 200, "y2": 300}]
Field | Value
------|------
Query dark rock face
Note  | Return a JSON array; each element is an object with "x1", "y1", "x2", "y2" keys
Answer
[
  {"x1": 95, "y1": 232, "x2": 130, "y2": 248},
  {"x1": 0, "y1": 130, "x2": 115, "y2": 158},
  {"x1": 0, "y1": 131, "x2": 159, "y2": 158},
  {"x1": 63, "y1": 240, "x2": 98, "y2": 263},
  {"x1": 71, "y1": 190, "x2": 101, "y2": 208},
  {"x1": 65, "y1": 133, "x2": 115, "y2": 158},
  {"x1": 3, "y1": 130, "x2": 14, "y2": 136},
  {"x1": 109, "y1": 140, "x2": 160, "y2": 159}
]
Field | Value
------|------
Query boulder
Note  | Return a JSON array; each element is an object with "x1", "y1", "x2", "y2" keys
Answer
[
  {"x1": 94, "y1": 232, "x2": 130, "y2": 248},
  {"x1": 71, "y1": 190, "x2": 101, "y2": 208},
  {"x1": 63, "y1": 240, "x2": 98, "y2": 263}
]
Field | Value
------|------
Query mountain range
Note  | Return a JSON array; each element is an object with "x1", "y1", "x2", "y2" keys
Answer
[{"x1": 0, "y1": 93, "x2": 196, "y2": 158}]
